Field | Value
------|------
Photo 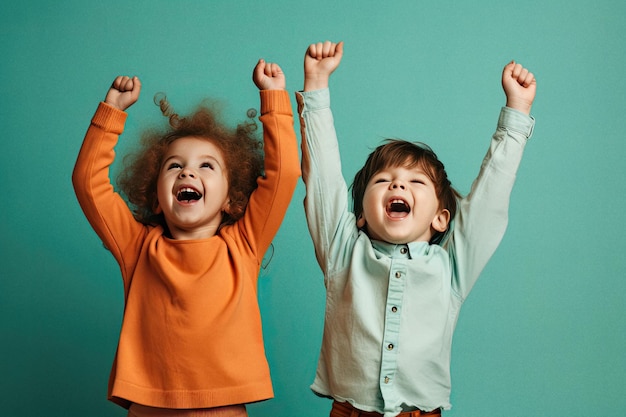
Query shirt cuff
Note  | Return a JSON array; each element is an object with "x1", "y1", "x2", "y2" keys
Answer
[
  {"x1": 499, "y1": 106, "x2": 535, "y2": 138},
  {"x1": 295, "y1": 88, "x2": 331, "y2": 114}
]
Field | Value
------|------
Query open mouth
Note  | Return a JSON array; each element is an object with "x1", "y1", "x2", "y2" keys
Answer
[
  {"x1": 177, "y1": 187, "x2": 202, "y2": 203},
  {"x1": 386, "y1": 199, "x2": 410, "y2": 218}
]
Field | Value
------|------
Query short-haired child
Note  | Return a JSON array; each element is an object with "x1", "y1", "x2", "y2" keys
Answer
[{"x1": 296, "y1": 40, "x2": 536, "y2": 417}]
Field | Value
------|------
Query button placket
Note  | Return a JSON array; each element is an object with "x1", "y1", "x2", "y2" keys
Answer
[{"x1": 380, "y1": 253, "x2": 407, "y2": 399}]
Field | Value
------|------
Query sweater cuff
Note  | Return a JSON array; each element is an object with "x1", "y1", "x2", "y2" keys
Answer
[
  {"x1": 92, "y1": 102, "x2": 128, "y2": 135},
  {"x1": 259, "y1": 90, "x2": 292, "y2": 115}
]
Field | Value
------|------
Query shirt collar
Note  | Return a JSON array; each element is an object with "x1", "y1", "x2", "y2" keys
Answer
[{"x1": 370, "y1": 240, "x2": 430, "y2": 258}]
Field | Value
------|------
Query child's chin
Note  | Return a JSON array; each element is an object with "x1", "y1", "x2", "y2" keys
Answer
[{"x1": 381, "y1": 233, "x2": 411, "y2": 245}]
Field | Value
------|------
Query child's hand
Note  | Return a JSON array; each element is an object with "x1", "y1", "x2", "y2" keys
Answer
[
  {"x1": 502, "y1": 61, "x2": 536, "y2": 115},
  {"x1": 105, "y1": 76, "x2": 141, "y2": 111},
  {"x1": 253, "y1": 59, "x2": 286, "y2": 91},
  {"x1": 304, "y1": 40, "x2": 344, "y2": 91}
]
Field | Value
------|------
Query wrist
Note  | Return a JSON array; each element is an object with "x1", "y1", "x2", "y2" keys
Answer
[
  {"x1": 304, "y1": 74, "x2": 330, "y2": 92},
  {"x1": 505, "y1": 98, "x2": 532, "y2": 115},
  {"x1": 104, "y1": 101, "x2": 124, "y2": 111}
]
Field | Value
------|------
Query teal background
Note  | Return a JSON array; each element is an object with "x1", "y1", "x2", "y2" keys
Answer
[{"x1": 1, "y1": 1, "x2": 624, "y2": 416}]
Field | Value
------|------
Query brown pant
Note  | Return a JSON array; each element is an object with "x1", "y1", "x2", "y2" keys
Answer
[
  {"x1": 330, "y1": 400, "x2": 441, "y2": 417},
  {"x1": 128, "y1": 403, "x2": 247, "y2": 417}
]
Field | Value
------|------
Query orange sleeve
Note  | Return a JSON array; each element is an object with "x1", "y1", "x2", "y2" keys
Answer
[
  {"x1": 72, "y1": 102, "x2": 147, "y2": 287},
  {"x1": 239, "y1": 90, "x2": 301, "y2": 262}
]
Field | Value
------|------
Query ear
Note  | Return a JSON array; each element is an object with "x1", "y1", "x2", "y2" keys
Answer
[
  {"x1": 356, "y1": 214, "x2": 366, "y2": 229},
  {"x1": 221, "y1": 199, "x2": 231, "y2": 214},
  {"x1": 431, "y1": 209, "x2": 451, "y2": 233}
]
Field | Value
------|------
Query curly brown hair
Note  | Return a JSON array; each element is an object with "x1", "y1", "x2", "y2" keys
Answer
[
  {"x1": 116, "y1": 94, "x2": 263, "y2": 231},
  {"x1": 351, "y1": 139, "x2": 461, "y2": 245}
]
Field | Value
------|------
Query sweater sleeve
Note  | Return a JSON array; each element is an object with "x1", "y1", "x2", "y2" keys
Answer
[
  {"x1": 448, "y1": 106, "x2": 535, "y2": 300},
  {"x1": 239, "y1": 90, "x2": 300, "y2": 262},
  {"x1": 72, "y1": 102, "x2": 146, "y2": 282}
]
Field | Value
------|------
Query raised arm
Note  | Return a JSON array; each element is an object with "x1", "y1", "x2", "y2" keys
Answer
[
  {"x1": 243, "y1": 59, "x2": 299, "y2": 258},
  {"x1": 303, "y1": 40, "x2": 344, "y2": 91},
  {"x1": 297, "y1": 41, "x2": 359, "y2": 274},
  {"x1": 73, "y1": 76, "x2": 146, "y2": 280},
  {"x1": 449, "y1": 61, "x2": 536, "y2": 298}
]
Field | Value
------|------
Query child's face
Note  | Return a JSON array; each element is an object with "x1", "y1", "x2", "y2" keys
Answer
[
  {"x1": 356, "y1": 164, "x2": 450, "y2": 244},
  {"x1": 156, "y1": 137, "x2": 230, "y2": 239}
]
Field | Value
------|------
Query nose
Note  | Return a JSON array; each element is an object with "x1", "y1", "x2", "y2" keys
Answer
[
  {"x1": 179, "y1": 168, "x2": 196, "y2": 179},
  {"x1": 390, "y1": 180, "x2": 405, "y2": 190}
]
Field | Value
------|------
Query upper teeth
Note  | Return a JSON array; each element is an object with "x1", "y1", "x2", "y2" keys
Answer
[{"x1": 177, "y1": 188, "x2": 201, "y2": 201}]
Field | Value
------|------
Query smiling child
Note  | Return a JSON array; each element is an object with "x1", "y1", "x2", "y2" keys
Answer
[
  {"x1": 296, "y1": 41, "x2": 536, "y2": 417},
  {"x1": 72, "y1": 59, "x2": 300, "y2": 417}
]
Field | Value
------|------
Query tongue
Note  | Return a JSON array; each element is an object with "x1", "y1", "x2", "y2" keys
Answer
[{"x1": 388, "y1": 211, "x2": 407, "y2": 219}]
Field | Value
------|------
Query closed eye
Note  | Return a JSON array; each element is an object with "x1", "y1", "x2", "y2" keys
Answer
[
  {"x1": 200, "y1": 162, "x2": 214, "y2": 169},
  {"x1": 374, "y1": 178, "x2": 390, "y2": 184},
  {"x1": 167, "y1": 162, "x2": 182, "y2": 170}
]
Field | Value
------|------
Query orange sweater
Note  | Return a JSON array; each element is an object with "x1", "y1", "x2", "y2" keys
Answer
[{"x1": 72, "y1": 90, "x2": 300, "y2": 409}]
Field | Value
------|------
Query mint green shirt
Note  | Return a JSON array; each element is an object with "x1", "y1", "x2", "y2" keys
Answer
[{"x1": 296, "y1": 89, "x2": 534, "y2": 416}]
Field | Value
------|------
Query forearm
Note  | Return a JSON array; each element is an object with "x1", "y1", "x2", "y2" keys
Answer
[
  {"x1": 297, "y1": 89, "x2": 346, "y2": 208},
  {"x1": 451, "y1": 106, "x2": 535, "y2": 296},
  {"x1": 245, "y1": 90, "x2": 300, "y2": 254},
  {"x1": 73, "y1": 102, "x2": 126, "y2": 218},
  {"x1": 296, "y1": 89, "x2": 353, "y2": 267},
  {"x1": 72, "y1": 102, "x2": 141, "y2": 262}
]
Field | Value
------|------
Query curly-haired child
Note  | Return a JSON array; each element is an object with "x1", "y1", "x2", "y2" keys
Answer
[{"x1": 72, "y1": 59, "x2": 300, "y2": 417}]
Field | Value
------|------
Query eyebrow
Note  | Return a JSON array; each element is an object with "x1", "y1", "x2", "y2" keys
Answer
[
  {"x1": 377, "y1": 166, "x2": 430, "y2": 175},
  {"x1": 162, "y1": 154, "x2": 224, "y2": 168},
  {"x1": 372, "y1": 168, "x2": 433, "y2": 183}
]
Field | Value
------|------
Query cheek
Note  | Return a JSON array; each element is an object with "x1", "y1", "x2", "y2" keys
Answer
[
  {"x1": 362, "y1": 188, "x2": 381, "y2": 208},
  {"x1": 156, "y1": 175, "x2": 170, "y2": 200},
  {"x1": 219, "y1": 174, "x2": 230, "y2": 196},
  {"x1": 360, "y1": 195, "x2": 378, "y2": 221}
]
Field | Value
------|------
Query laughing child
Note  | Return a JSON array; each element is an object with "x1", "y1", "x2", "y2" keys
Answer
[
  {"x1": 72, "y1": 59, "x2": 300, "y2": 417},
  {"x1": 296, "y1": 41, "x2": 536, "y2": 416}
]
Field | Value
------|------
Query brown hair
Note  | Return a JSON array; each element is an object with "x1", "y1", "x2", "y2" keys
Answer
[
  {"x1": 351, "y1": 139, "x2": 461, "y2": 244},
  {"x1": 116, "y1": 95, "x2": 263, "y2": 231}
]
